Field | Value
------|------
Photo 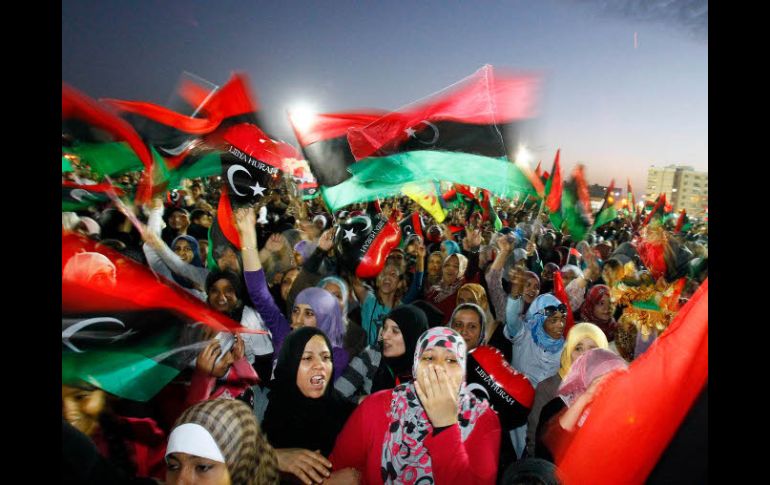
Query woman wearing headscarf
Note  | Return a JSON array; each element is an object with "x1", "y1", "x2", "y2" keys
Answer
[
  {"x1": 424, "y1": 252, "x2": 472, "y2": 322},
  {"x1": 536, "y1": 348, "x2": 628, "y2": 461},
  {"x1": 319, "y1": 275, "x2": 368, "y2": 360},
  {"x1": 166, "y1": 398, "x2": 279, "y2": 484},
  {"x1": 525, "y1": 323, "x2": 609, "y2": 457},
  {"x1": 331, "y1": 327, "x2": 501, "y2": 484},
  {"x1": 441, "y1": 239, "x2": 462, "y2": 258},
  {"x1": 63, "y1": 251, "x2": 117, "y2": 287},
  {"x1": 456, "y1": 283, "x2": 495, "y2": 342},
  {"x1": 485, "y1": 236, "x2": 541, "y2": 360},
  {"x1": 254, "y1": 327, "x2": 357, "y2": 484},
  {"x1": 448, "y1": 302, "x2": 487, "y2": 351},
  {"x1": 334, "y1": 305, "x2": 429, "y2": 404},
  {"x1": 142, "y1": 198, "x2": 209, "y2": 301},
  {"x1": 578, "y1": 285, "x2": 618, "y2": 342},
  {"x1": 236, "y1": 206, "x2": 351, "y2": 379}
]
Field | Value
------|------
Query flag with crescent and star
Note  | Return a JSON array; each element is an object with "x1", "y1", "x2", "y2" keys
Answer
[
  {"x1": 206, "y1": 123, "x2": 300, "y2": 269},
  {"x1": 346, "y1": 65, "x2": 541, "y2": 161},
  {"x1": 62, "y1": 181, "x2": 125, "y2": 212},
  {"x1": 334, "y1": 213, "x2": 402, "y2": 279},
  {"x1": 62, "y1": 231, "x2": 264, "y2": 402}
]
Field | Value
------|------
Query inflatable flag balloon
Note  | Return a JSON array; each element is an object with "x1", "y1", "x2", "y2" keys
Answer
[
  {"x1": 335, "y1": 213, "x2": 402, "y2": 279},
  {"x1": 466, "y1": 346, "x2": 535, "y2": 429}
]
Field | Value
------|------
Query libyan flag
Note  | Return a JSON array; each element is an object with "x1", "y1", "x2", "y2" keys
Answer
[
  {"x1": 347, "y1": 65, "x2": 541, "y2": 161},
  {"x1": 63, "y1": 84, "x2": 158, "y2": 205},
  {"x1": 206, "y1": 123, "x2": 298, "y2": 269},
  {"x1": 62, "y1": 232, "x2": 261, "y2": 402},
  {"x1": 559, "y1": 165, "x2": 594, "y2": 242},
  {"x1": 62, "y1": 181, "x2": 125, "y2": 212},
  {"x1": 289, "y1": 111, "x2": 385, "y2": 188},
  {"x1": 321, "y1": 151, "x2": 534, "y2": 212}
]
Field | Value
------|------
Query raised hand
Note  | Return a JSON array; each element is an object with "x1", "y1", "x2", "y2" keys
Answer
[
  {"x1": 265, "y1": 233, "x2": 286, "y2": 253},
  {"x1": 275, "y1": 448, "x2": 332, "y2": 485},
  {"x1": 496, "y1": 233, "x2": 513, "y2": 252},
  {"x1": 234, "y1": 206, "x2": 256, "y2": 235},
  {"x1": 195, "y1": 340, "x2": 222, "y2": 377},
  {"x1": 318, "y1": 228, "x2": 335, "y2": 252},
  {"x1": 414, "y1": 364, "x2": 460, "y2": 428}
]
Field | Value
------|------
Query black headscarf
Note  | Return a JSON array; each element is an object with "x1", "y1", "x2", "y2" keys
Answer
[
  {"x1": 372, "y1": 305, "x2": 429, "y2": 393},
  {"x1": 205, "y1": 270, "x2": 246, "y2": 322},
  {"x1": 262, "y1": 327, "x2": 355, "y2": 456}
]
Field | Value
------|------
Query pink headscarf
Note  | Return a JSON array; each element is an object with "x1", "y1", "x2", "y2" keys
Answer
[{"x1": 558, "y1": 348, "x2": 627, "y2": 407}]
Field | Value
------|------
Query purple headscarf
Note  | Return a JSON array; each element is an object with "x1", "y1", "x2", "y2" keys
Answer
[{"x1": 294, "y1": 287, "x2": 344, "y2": 348}]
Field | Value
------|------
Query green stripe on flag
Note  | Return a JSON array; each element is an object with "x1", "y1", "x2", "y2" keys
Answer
[{"x1": 322, "y1": 151, "x2": 533, "y2": 211}]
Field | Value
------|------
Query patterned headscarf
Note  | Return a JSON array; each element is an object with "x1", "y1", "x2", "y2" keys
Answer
[
  {"x1": 171, "y1": 399, "x2": 279, "y2": 485},
  {"x1": 380, "y1": 327, "x2": 490, "y2": 484}
]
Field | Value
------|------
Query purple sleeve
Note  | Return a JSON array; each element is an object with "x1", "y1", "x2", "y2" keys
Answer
[
  {"x1": 332, "y1": 347, "x2": 350, "y2": 382},
  {"x1": 244, "y1": 269, "x2": 291, "y2": 357}
]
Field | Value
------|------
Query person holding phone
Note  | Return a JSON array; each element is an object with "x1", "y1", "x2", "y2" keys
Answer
[{"x1": 184, "y1": 331, "x2": 260, "y2": 409}]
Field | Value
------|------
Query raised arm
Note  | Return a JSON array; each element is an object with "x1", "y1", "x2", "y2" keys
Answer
[
  {"x1": 485, "y1": 235, "x2": 513, "y2": 322},
  {"x1": 235, "y1": 206, "x2": 292, "y2": 355}
]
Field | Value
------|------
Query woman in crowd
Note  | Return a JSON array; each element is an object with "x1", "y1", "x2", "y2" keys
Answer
[
  {"x1": 578, "y1": 285, "x2": 618, "y2": 342},
  {"x1": 352, "y1": 243, "x2": 425, "y2": 347},
  {"x1": 166, "y1": 398, "x2": 279, "y2": 484},
  {"x1": 334, "y1": 304, "x2": 429, "y2": 404},
  {"x1": 448, "y1": 302, "x2": 487, "y2": 352},
  {"x1": 526, "y1": 322, "x2": 609, "y2": 457},
  {"x1": 254, "y1": 327, "x2": 357, "y2": 485},
  {"x1": 536, "y1": 348, "x2": 628, "y2": 461},
  {"x1": 456, "y1": 283, "x2": 496, "y2": 341},
  {"x1": 236, "y1": 206, "x2": 350, "y2": 379},
  {"x1": 330, "y1": 327, "x2": 501, "y2": 484}
]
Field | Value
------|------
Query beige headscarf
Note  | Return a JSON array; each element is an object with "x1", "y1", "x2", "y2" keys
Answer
[{"x1": 172, "y1": 399, "x2": 279, "y2": 484}]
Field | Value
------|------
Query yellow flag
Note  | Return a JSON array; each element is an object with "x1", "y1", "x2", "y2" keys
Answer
[{"x1": 402, "y1": 180, "x2": 446, "y2": 223}]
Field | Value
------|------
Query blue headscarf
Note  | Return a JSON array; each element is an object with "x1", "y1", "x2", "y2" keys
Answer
[
  {"x1": 171, "y1": 235, "x2": 203, "y2": 288},
  {"x1": 526, "y1": 293, "x2": 565, "y2": 354},
  {"x1": 441, "y1": 240, "x2": 461, "y2": 256},
  {"x1": 317, "y1": 276, "x2": 350, "y2": 316}
]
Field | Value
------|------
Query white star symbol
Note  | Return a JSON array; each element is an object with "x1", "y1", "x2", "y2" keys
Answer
[
  {"x1": 405, "y1": 127, "x2": 416, "y2": 138},
  {"x1": 249, "y1": 181, "x2": 266, "y2": 197},
  {"x1": 343, "y1": 228, "x2": 356, "y2": 242}
]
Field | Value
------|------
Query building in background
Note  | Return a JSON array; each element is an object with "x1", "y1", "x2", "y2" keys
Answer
[
  {"x1": 646, "y1": 165, "x2": 708, "y2": 217},
  {"x1": 588, "y1": 184, "x2": 623, "y2": 212}
]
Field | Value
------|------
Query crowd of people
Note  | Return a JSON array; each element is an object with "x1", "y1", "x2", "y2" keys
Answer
[{"x1": 62, "y1": 164, "x2": 708, "y2": 484}]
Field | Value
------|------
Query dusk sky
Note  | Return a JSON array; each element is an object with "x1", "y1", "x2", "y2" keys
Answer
[{"x1": 62, "y1": 0, "x2": 707, "y2": 198}]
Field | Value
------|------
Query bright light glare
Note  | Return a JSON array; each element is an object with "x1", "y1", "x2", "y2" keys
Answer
[
  {"x1": 515, "y1": 145, "x2": 533, "y2": 165},
  {"x1": 288, "y1": 104, "x2": 317, "y2": 133}
]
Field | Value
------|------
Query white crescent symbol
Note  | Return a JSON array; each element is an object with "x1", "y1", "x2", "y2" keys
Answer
[
  {"x1": 465, "y1": 383, "x2": 490, "y2": 401},
  {"x1": 159, "y1": 139, "x2": 195, "y2": 156},
  {"x1": 226, "y1": 164, "x2": 252, "y2": 197},
  {"x1": 70, "y1": 189, "x2": 98, "y2": 203},
  {"x1": 62, "y1": 317, "x2": 125, "y2": 353},
  {"x1": 350, "y1": 216, "x2": 372, "y2": 233},
  {"x1": 415, "y1": 120, "x2": 439, "y2": 145}
]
